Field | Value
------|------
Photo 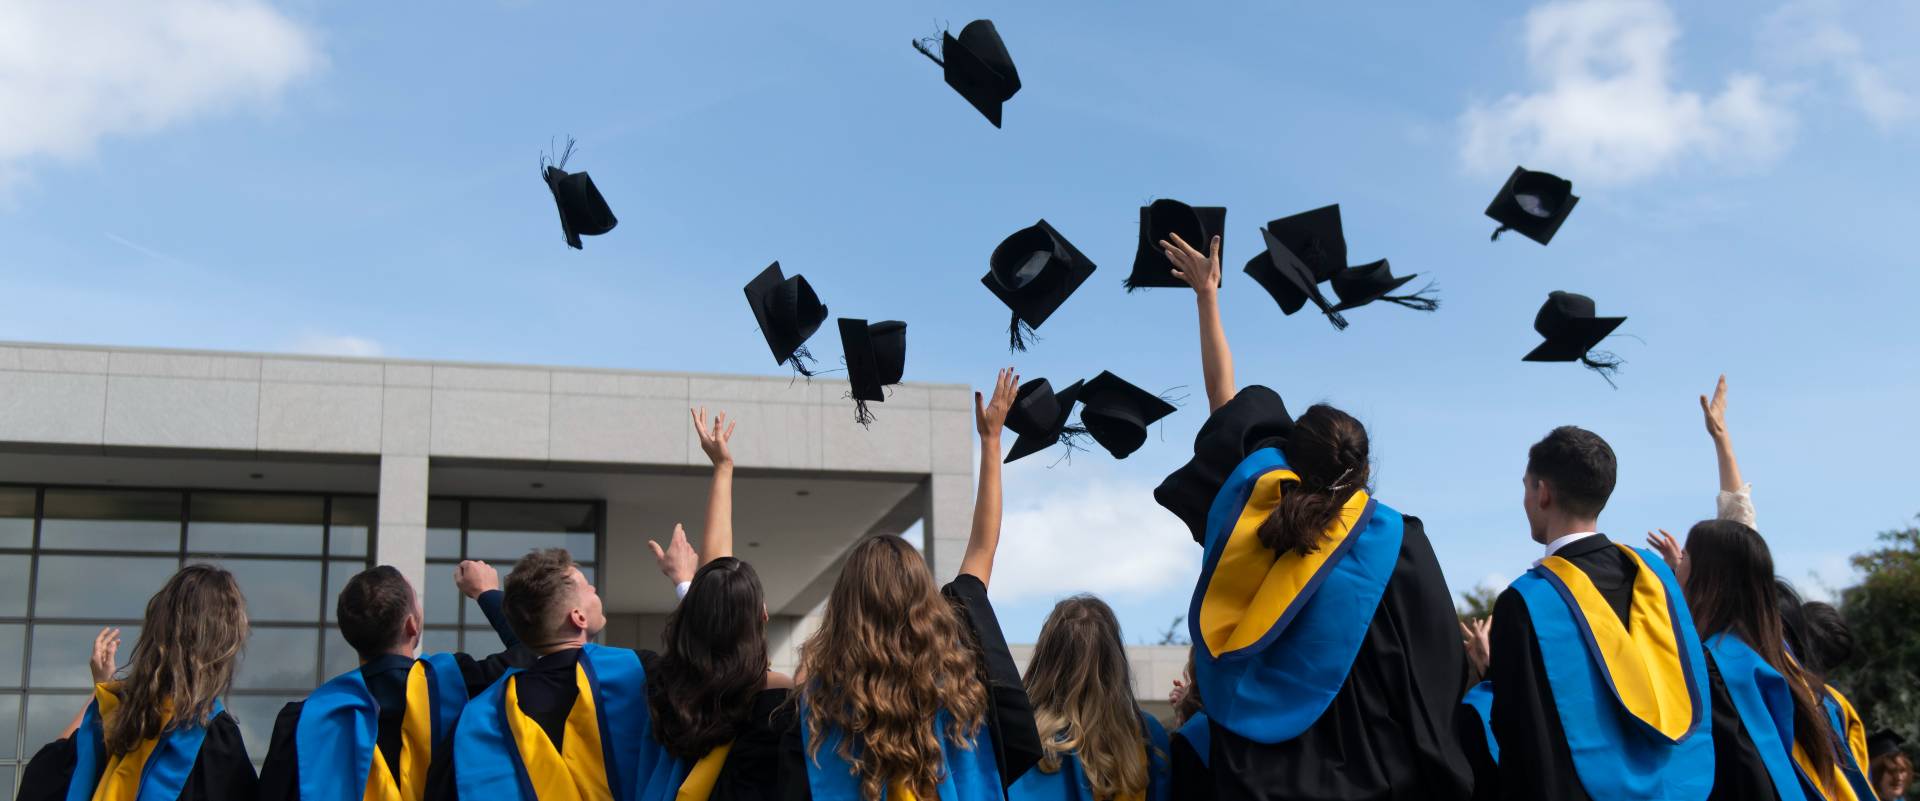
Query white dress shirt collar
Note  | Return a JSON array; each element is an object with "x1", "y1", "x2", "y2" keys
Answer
[{"x1": 1535, "y1": 531, "x2": 1600, "y2": 566}]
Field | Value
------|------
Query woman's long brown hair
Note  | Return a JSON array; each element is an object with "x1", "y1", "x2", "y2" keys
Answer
[
  {"x1": 1259, "y1": 404, "x2": 1370, "y2": 555},
  {"x1": 1025, "y1": 596, "x2": 1150, "y2": 801},
  {"x1": 1683, "y1": 520, "x2": 1840, "y2": 786},
  {"x1": 105, "y1": 564, "x2": 250, "y2": 756},
  {"x1": 796, "y1": 536, "x2": 988, "y2": 801}
]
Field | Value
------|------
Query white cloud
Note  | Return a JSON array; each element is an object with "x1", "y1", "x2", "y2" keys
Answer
[
  {"x1": 1460, "y1": 0, "x2": 1794, "y2": 183},
  {"x1": 288, "y1": 333, "x2": 383, "y2": 358},
  {"x1": 0, "y1": 0, "x2": 322, "y2": 187},
  {"x1": 1761, "y1": 0, "x2": 1914, "y2": 130},
  {"x1": 990, "y1": 480, "x2": 1200, "y2": 603}
]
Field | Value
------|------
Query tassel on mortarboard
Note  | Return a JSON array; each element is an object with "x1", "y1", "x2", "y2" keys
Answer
[
  {"x1": 1008, "y1": 314, "x2": 1038, "y2": 352},
  {"x1": 1490, "y1": 225, "x2": 1511, "y2": 241},
  {"x1": 1581, "y1": 351, "x2": 1624, "y2": 389},
  {"x1": 1378, "y1": 281, "x2": 1441, "y2": 312},
  {"x1": 853, "y1": 398, "x2": 876, "y2": 428},
  {"x1": 788, "y1": 345, "x2": 819, "y2": 378}
]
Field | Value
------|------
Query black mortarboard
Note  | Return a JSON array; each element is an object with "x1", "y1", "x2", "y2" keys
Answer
[
  {"x1": 913, "y1": 20, "x2": 1021, "y2": 128},
  {"x1": 839, "y1": 318, "x2": 907, "y2": 425},
  {"x1": 1487, "y1": 167, "x2": 1579, "y2": 245},
  {"x1": 1327, "y1": 259, "x2": 1439, "y2": 314},
  {"x1": 1243, "y1": 206, "x2": 1347, "y2": 328},
  {"x1": 1524, "y1": 291, "x2": 1627, "y2": 384},
  {"x1": 1128, "y1": 199, "x2": 1226, "y2": 291},
  {"x1": 1003, "y1": 378, "x2": 1087, "y2": 463},
  {"x1": 540, "y1": 138, "x2": 616, "y2": 250},
  {"x1": 1869, "y1": 729, "x2": 1907, "y2": 761},
  {"x1": 984, "y1": 219, "x2": 1097, "y2": 352},
  {"x1": 1078, "y1": 371, "x2": 1177, "y2": 459},
  {"x1": 743, "y1": 262, "x2": 828, "y2": 376}
]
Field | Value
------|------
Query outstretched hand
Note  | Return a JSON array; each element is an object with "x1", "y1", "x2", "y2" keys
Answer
[
  {"x1": 89, "y1": 627, "x2": 121, "y2": 685},
  {"x1": 1460, "y1": 617, "x2": 1492, "y2": 677},
  {"x1": 1162, "y1": 233, "x2": 1222, "y2": 297},
  {"x1": 692, "y1": 407, "x2": 736, "y2": 467},
  {"x1": 648, "y1": 524, "x2": 698, "y2": 586},
  {"x1": 1700, "y1": 375, "x2": 1729, "y2": 441},
  {"x1": 975, "y1": 367, "x2": 1018, "y2": 440},
  {"x1": 1646, "y1": 529, "x2": 1689, "y2": 585}
]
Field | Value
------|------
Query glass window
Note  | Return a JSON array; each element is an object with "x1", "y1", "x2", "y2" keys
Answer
[
  {"x1": 423, "y1": 562, "x2": 459, "y2": 626},
  {"x1": 322, "y1": 630, "x2": 360, "y2": 679},
  {"x1": 0, "y1": 554, "x2": 28, "y2": 617},
  {"x1": 463, "y1": 628, "x2": 506, "y2": 655},
  {"x1": 33, "y1": 556, "x2": 178, "y2": 619},
  {"x1": 235, "y1": 627, "x2": 318, "y2": 690},
  {"x1": 223, "y1": 694, "x2": 302, "y2": 762},
  {"x1": 212, "y1": 559, "x2": 321, "y2": 623},
  {"x1": 323, "y1": 560, "x2": 370, "y2": 623},
  {"x1": 329, "y1": 497, "x2": 375, "y2": 558},
  {"x1": 0, "y1": 624, "x2": 23, "y2": 687},
  {"x1": 39, "y1": 490, "x2": 180, "y2": 552},
  {"x1": 28, "y1": 625, "x2": 141, "y2": 689},
  {"x1": 23, "y1": 693, "x2": 86, "y2": 754},
  {"x1": 426, "y1": 500, "x2": 462, "y2": 559},
  {"x1": 0, "y1": 693, "x2": 17, "y2": 758},
  {"x1": 187, "y1": 494, "x2": 323, "y2": 556},
  {"x1": 420, "y1": 629, "x2": 460, "y2": 656},
  {"x1": 0, "y1": 487, "x2": 33, "y2": 549},
  {"x1": 465, "y1": 502, "x2": 596, "y2": 563},
  {"x1": 0, "y1": 761, "x2": 13, "y2": 797}
]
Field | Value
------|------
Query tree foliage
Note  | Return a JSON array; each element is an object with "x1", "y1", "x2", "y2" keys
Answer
[
  {"x1": 1831, "y1": 516, "x2": 1920, "y2": 764},
  {"x1": 1458, "y1": 583, "x2": 1500, "y2": 622}
]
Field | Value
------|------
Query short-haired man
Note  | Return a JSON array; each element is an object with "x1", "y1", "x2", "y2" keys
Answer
[
  {"x1": 1485, "y1": 426, "x2": 1715, "y2": 801},
  {"x1": 258, "y1": 562, "x2": 525, "y2": 801},
  {"x1": 435, "y1": 548, "x2": 651, "y2": 800}
]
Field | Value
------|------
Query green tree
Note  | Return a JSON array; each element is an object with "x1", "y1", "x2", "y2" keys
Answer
[
  {"x1": 1831, "y1": 515, "x2": 1920, "y2": 774},
  {"x1": 1458, "y1": 583, "x2": 1499, "y2": 623}
]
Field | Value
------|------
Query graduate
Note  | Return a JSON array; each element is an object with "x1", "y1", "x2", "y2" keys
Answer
[
  {"x1": 1487, "y1": 424, "x2": 1714, "y2": 801},
  {"x1": 781, "y1": 368, "x2": 1044, "y2": 801},
  {"x1": 1167, "y1": 653, "x2": 1213, "y2": 801},
  {"x1": 17, "y1": 565, "x2": 259, "y2": 801},
  {"x1": 255, "y1": 561, "x2": 527, "y2": 801},
  {"x1": 1153, "y1": 233, "x2": 1474, "y2": 801},
  {"x1": 1008, "y1": 595, "x2": 1169, "y2": 801},
  {"x1": 639, "y1": 409, "x2": 796, "y2": 801}
]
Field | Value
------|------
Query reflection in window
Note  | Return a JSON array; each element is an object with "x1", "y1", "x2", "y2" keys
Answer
[
  {"x1": 0, "y1": 487, "x2": 33, "y2": 549},
  {"x1": 234, "y1": 627, "x2": 319, "y2": 690},
  {"x1": 323, "y1": 630, "x2": 360, "y2": 679},
  {"x1": 420, "y1": 628, "x2": 460, "y2": 656},
  {"x1": 33, "y1": 556, "x2": 179, "y2": 619},
  {"x1": 427, "y1": 499, "x2": 462, "y2": 559},
  {"x1": 0, "y1": 624, "x2": 25, "y2": 687},
  {"x1": 208, "y1": 559, "x2": 321, "y2": 623},
  {"x1": 330, "y1": 497, "x2": 375, "y2": 558},
  {"x1": 324, "y1": 561, "x2": 366, "y2": 623},
  {"x1": 465, "y1": 501, "x2": 597, "y2": 562},
  {"x1": 28, "y1": 625, "x2": 142, "y2": 689},
  {"x1": 0, "y1": 694, "x2": 17, "y2": 767},
  {"x1": 224, "y1": 694, "x2": 303, "y2": 765},
  {"x1": 187, "y1": 494, "x2": 324, "y2": 556},
  {"x1": 0, "y1": 554, "x2": 28, "y2": 617},
  {"x1": 40, "y1": 490, "x2": 181, "y2": 552},
  {"x1": 22, "y1": 694, "x2": 87, "y2": 753},
  {"x1": 424, "y1": 562, "x2": 459, "y2": 626}
]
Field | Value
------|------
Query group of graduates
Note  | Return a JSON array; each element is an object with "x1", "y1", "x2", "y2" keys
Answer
[{"x1": 13, "y1": 238, "x2": 1916, "y2": 801}]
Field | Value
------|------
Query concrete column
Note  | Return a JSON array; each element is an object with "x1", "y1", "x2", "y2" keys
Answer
[
  {"x1": 925, "y1": 473, "x2": 975, "y2": 583},
  {"x1": 376, "y1": 454, "x2": 430, "y2": 613}
]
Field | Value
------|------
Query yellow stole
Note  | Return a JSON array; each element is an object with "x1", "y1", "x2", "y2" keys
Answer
[
  {"x1": 674, "y1": 742, "x2": 734, "y2": 801},
  {"x1": 89, "y1": 684, "x2": 162, "y2": 801},
  {"x1": 363, "y1": 660, "x2": 436, "y2": 801},
  {"x1": 1538, "y1": 546, "x2": 1695, "y2": 740},
  {"x1": 504, "y1": 665, "x2": 613, "y2": 801},
  {"x1": 1786, "y1": 685, "x2": 1869, "y2": 801},
  {"x1": 1197, "y1": 468, "x2": 1372, "y2": 657}
]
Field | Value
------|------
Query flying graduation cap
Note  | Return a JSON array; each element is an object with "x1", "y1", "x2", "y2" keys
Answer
[
  {"x1": 540, "y1": 138, "x2": 617, "y2": 250},
  {"x1": 1003, "y1": 378, "x2": 1086, "y2": 463},
  {"x1": 839, "y1": 318, "x2": 907, "y2": 426},
  {"x1": 1077, "y1": 371, "x2": 1177, "y2": 459},
  {"x1": 1523, "y1": 291, "x2": 1627, "y2": 385},
  {"x1": 1327, "y1": 260, "x2": 1439, "y2": 314},
  {"x1": 1243, "y1": 205, "x2": 1348, "y2": 329},
  {"x1": 984, "y1": 220, "x2": 1096, "y2": 352},
  {"x1": 1487, "y1": 167, "x2": 1579, "y2": 245},
  {"x1": 744, "y1": 262, "x2": 829, "y2": 377},
  {"x1": 913, "y1": 20, "x2": 1022, "y2": 127},
  {"x1": 1128, "y1": 199, "x2": 1226, "y2": 291}
]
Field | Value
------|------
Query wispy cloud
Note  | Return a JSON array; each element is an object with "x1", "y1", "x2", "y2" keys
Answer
[
  {"x1": 1761, "y1": 0, "x2": 1915, "y2": 131},
  {"x1": 103, "y1": 232, "x2": 193, "y2": 269},
  {"x1": 1460, "y1": 0, "x2": 1794, "y2": 184},
  {"x1": 288, "y1": 333, "x2": 384, "y2": 358},
  {"x1": 0, "y1": 0, "x2": 324, "y2": 191},
  {"x1": 991, "y1": 480, "x2": 1198, "y2": 603}
]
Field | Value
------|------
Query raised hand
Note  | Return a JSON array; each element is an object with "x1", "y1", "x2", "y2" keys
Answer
[
  {"x1": 455, "y1": 560, "x2": 501, "y2": 599},
  {"x1": 1162, "y1": 233, "x2": 1222, "y2": 297},
  {"x1": 1169, "y1": 677, "x2": 1189, "y2": 709},
  {"x1": 1646, "y1": 529, "x2": 1689, "y2": 585},
  {"x1": 1700, "y1": 375, "x2": 1729, "y2": 441},
  {"x1": 692, "y1": 407, "x2": 737, "y2": 467},
  {"x1": 648, "y1": 523, "x2": 698, "y2": 585},
  {"x1": 1460, "y1": 617, "x2": 1492, "y2": 677},
  {"x1": 89, "y1": 627, "x2": 121, "y2": 685},
  {"x1": 975, "y1": 367, "x2": 1018, "y2": 441}
]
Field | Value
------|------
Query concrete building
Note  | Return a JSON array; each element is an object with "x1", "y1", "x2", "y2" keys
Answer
[{"x1": 0, "y1": 340, "x2": 1184, "y2": 790}]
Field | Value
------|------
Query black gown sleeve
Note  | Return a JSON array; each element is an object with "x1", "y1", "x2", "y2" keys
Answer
[
  {"x1": 16, "y1": 736, "x2": 77, "y2": 801},
  {"x1": 1487, "y1": 587, "x2": 1591, "y2": 801},
  {"x1": 184, "y1": 711, "x2": 259, "y2": 801},
  {"x1": 710, "y1": 688, "x2": 797, "y2": 801},
  {"x1": 1170, "y1": 731, "x2": 1213, "y2": 801},
  {"x1": 454, "y1": 644, "x2": 535, "y2": 698},
  {"x1": 1705, "y1": 653, "x2": 1783, "y2": 801},
  {"x1": 778, "y1": 717, "x2": 811, "y2": 801},
  {"x1": 255, "y1": 701, "x2": 304, "y2": 801},
  {"x1": 1152, "y1": 386, "x2": 1294, "y2": 543},
  {"x1": 943, "y1": 573, "x2": 1044, "y2": 788},
  {"x1": 475, "y1": 589, "x2": 518, "y2": 649},
  {"x1": 426, "y1": 732, "x2": 460, "y2": 801}
]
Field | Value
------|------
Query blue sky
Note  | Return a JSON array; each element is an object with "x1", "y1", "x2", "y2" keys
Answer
[{"x1": 1, "y1": 0, "x2": 1916, "y2": 645}]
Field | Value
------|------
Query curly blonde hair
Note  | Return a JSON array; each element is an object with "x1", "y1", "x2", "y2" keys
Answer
[
  {"x1": 105, "y1": 564, "x2": 249, "y2": 756},
  {"x1": 797, "y1": 536, "x2": 988, "y2": 801},
  {"x1": 1026, "y1": 596, "x2": 1150, "y2": 801}
]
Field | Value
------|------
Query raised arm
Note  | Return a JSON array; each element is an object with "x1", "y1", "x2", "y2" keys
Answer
[
  {"x1": 959, "y1": 368, "x2": 1018, "y2": 587},
  {"x1": 1700, "y1": 375, "x2": 1753, "y2": 528},
  {"x1": 1163, "y1": 233, "x2": 1235, "y2": 411},
  {"x1": 691, "y1": 407, "x2": 737, "y2": 563}
]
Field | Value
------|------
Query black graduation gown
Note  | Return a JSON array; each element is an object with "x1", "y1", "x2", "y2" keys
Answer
[
  {"x1": 638, "y1": 650, "x2": 797, "y2": 801},
  {"x1": 1454, "y1": 702, "x2": 1499, "y2": 801},
  {"x1": 16, "y1": 708, "x2": 258, "y2": 801},
  {"x1": 1169, "y1": 725, "x2": 1213, "y2": 801},
  {"x1": 423, "y1": 645, "x2": 590, "y2": 801},
  {"x1": 778, "y1": 573, "x2": 1046, "y2": 801},
  {"x1": 258, "y1": 588, "x2": 531, "y2": 801},
  {"x1": 1487, "y1": 533, "x2": 1639, "y2": 801},
  {"x1": 1153, "y1": 386, "x2": 1475, "y2": 801},
  {"x1": 1702, "y1": 654, "x2": 1785, "y2": 801}
]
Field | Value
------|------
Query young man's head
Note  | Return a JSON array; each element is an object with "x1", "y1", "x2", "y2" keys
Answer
[
  {"x1": 336, "y1": 565, "x2": 423, "y2": 662},
  {"x1": 503, "y1": 548, "x2": 605, "y2": 649},
  {"x1": 1523, "y1": 426, "x2": 1617, "y2": 543}
]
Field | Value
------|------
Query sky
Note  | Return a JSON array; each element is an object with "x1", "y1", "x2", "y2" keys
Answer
[{"x1": 0, "y1": 0, "x2": 1916, "y2": 645}]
